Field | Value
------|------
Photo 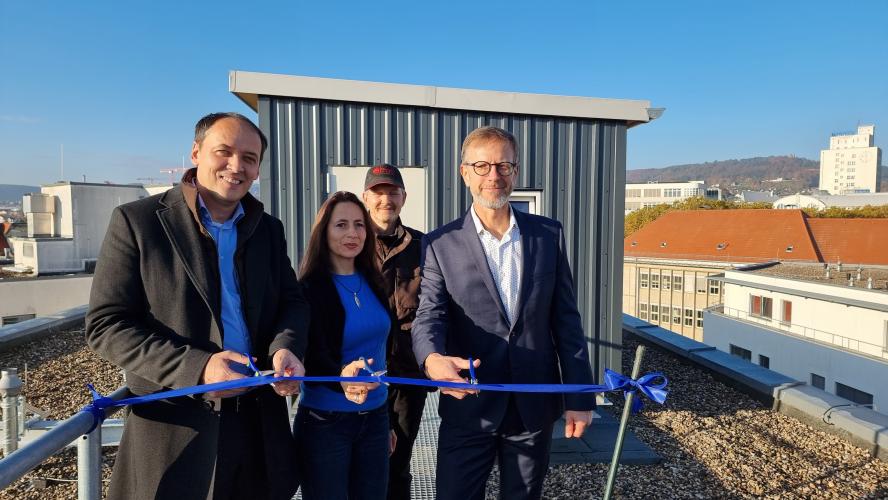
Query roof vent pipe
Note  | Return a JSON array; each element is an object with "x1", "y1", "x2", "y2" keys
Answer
[
  {"x1": 825, "y1": 267, "x2": 831, "y2": 279},
  {"x1": 867, "y1": 277, "x2": 873, "y2": 289},
  {"x1": 856, "y1": 267, "x2": 862, "y2": 281}
]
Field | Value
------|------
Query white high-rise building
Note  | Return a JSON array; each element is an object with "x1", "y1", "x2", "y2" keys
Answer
[{"x1": 819, "y1": 125, "x2": 882, "y2": 195}]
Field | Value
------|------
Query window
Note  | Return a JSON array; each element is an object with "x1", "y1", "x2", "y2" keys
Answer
[
  {"x1": 1, "y1": 314, "x2": 36, "y2": 326},
  {"x1": 684, "y1": 273, "x2": 693, "y2": 294},
  {"x1": 671, "y1": 307, "x2": 680, "y2": 324},
  {"x1": 811, "y1": 373, "x2": 825, "y2": 390},
  {"x1": 750, "y1": 295, "x2": 773, "y2": 319},
  {"x1": 639, "y1": 272, "x2": 649, "y2": 288},
  {"x1": 781, "y1": 300, "x2": 792, "y2": 323},
  {"x1": 884, "y1": 320, "x2": 888, "y2": 353},
  {"x1": 835, "y1": 382, "x2": 873, "y2": 407},
  {"x1": 673, "y1": 275, "x2": 683, "y2": 292},
  {"x1": 650, "y1": 305, "x2": 660, "y2": 323},
  {"x1": 708, "y1": 279, "x2": 720, "y2": 295},
  {"x1": 643, "y1": 188, "x2": 661, "y2": 197},
  {"x1": 626, "y1": 189, "x2": 642, "y2": 198},
  {"x1": 684, "y1": 308, "x2": 694, "y2": 326},
  {"x1": 696, "y1": 276, "x2": 707, "y2": 294},
  {"x1": 663, "y1": 273, "x2": 671, "y2": 291},
  {"x1": 729, "y1": 344, "x2": 752, "y2": 362},
  {"x1": 650, "y1": 273, "x2": 660, "y2": 289},
  {"x1": 664, "y1": 188, "x2": 682, "y2": 197},
  {"x1": 639, "y1": 303, "x2": 648, "y2": 320},
  {"x1": 759, "y1": 355, "x2": 770, "y2": 369},
  {"x1": 696, "y1": 310, "x2": 703, "y2": 328}
]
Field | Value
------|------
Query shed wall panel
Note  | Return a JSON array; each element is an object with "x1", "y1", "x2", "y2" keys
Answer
[{"x1": 258, "y1": 95, "x2": 626, "y2": 376}]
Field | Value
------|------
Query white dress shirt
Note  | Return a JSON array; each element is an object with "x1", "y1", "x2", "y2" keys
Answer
[{"x1": 470, "y1": 205, "x2": 522, "y2": 325}]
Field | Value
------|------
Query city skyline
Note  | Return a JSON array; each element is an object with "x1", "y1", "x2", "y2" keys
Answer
[{"x1": 1, "y1": 1, "x2": 886, "y2": 186}]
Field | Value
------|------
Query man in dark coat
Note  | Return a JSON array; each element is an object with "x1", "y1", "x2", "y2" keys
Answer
[
  {"x1": 86, "y1": 112, "x2": 309, "y2": 500},
  {"x1": 412, "y1": 126, "x2": 595, "y2": 500},
  {"x1": 362, "y1": 164, "x2": 430, "y2": 500}
]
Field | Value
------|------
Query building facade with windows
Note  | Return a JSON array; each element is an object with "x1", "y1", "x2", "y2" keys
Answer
[
  {"x1": 818, "y1": 125, "x2": 882, "y2": 195},
  {"x1": 704, "y1": 263, "x2": 888, "y2": 412},
  {"x1": 624, "y1": 258, "x2": 725, "y2": 340},
  {"x1": 625, "y1": 181, "x2": 722, "y2": 214}
]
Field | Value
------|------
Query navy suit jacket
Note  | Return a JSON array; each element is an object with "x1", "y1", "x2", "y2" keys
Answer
[{"x1": 412, "y1": 208, "x2": 595, "y2": 433}]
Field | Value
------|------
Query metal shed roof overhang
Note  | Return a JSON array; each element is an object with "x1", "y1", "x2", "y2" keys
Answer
[{"x1": 229, "y1": 70, "x2": 660, "y2": 127}]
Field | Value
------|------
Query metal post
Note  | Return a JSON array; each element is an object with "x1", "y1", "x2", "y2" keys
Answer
[
  {"x1": 77, "y1": 425, "x2": 102, "y2": 500},
  {"x1": 0, "y1": 369, "x2": 23, "y2": 455},
  {"x1": 603, "y1": 345, "x2": 645, "y2": 500}
]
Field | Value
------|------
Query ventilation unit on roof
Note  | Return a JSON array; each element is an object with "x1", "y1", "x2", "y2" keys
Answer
[
  {"x1": 785, "y1": 245, "x2": 793, "y2": 252},
  {"x1": 716, "y1": 242, "x2": 727, "y2": 251},
  {"x1": 631, "y1": 241, "x2": 638, "y2": 246},
  {"x1": 660, "y1": 242, "x2": 667, "y2": 248}
]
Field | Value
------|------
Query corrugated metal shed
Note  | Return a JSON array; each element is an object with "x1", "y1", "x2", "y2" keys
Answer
[{"x1": 230, "y1": 70, "x2": 659, "y2": 379}]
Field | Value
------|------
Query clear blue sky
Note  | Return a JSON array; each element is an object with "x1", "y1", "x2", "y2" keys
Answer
[{"x1": 1, "y1": 1, "x2": 886, "y2": 186}]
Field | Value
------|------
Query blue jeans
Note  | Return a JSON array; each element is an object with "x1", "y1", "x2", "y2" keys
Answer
[{"x1": 293, "y1": 403, "x2": 390, "y2": 500}]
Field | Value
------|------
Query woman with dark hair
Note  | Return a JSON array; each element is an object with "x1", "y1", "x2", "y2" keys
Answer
[{"x1": 295, "y1": 191, "x2": 394, "y2": 500}]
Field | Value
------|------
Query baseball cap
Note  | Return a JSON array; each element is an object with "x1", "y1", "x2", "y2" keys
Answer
[{"x1": 364, "y1": 164, "x2": 405, "y2": 190}]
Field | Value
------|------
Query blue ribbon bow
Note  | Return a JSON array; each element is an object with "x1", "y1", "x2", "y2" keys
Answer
[{"x1": 603, "y1": 369, "x2": 669, "y2": 414}]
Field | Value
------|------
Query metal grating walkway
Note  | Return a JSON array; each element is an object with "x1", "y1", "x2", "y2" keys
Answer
[{"x1": 410, "y1": 391, "x2": 441, "y2": 500}]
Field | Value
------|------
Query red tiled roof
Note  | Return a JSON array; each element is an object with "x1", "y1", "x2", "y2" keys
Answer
[
  {"x1": 625, "y1": 209, "x2": 888, "y2": 265},
  {"x1": 624, "y1": 210, "x2": 821, "y2": 263},
  {"x1": 806, "y1": 218, "x2": 888, "y2": 266}
]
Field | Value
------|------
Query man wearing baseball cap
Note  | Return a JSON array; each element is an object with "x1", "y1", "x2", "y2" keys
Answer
[{"x1": 362, "y1": 164, "x2": 431, "y2": 500}]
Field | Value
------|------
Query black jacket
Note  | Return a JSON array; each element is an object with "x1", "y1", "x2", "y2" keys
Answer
[{"x1": 301, "y1": 269, "x2": 396, "y2": 392}]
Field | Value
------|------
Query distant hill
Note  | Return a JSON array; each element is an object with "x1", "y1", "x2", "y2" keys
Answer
[
  {"x1": 628, "y1": 156, "x2": 888, "y2": 195},
  {"x1": 0, "y1": 184, "x2": 39, "y2": 203}
]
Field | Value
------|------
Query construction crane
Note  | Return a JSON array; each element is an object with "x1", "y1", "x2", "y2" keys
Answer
[{"x1": 159, "y1": 167, "x2": 188, "y2": 183}]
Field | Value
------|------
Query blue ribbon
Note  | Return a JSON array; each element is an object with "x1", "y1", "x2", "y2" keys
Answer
[
  {"x1": 603, "y1": 369, "x2": 669, "y2": 414},
  {"x1": 84, "y1": 369, "x2": 668, "y2": 428}
]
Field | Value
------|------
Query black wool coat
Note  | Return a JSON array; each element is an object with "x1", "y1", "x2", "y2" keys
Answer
[{"x1": 86, "y1": 173, "x2": 309, "y2": 500}]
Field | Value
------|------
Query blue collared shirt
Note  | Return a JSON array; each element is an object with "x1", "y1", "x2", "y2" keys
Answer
[{"x1": 197, "y1": 195, "x2": 251, "y2": 357}]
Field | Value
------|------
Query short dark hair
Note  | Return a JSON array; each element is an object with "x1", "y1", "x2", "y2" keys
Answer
[{"x1": 194, "y1": 112, "x2": 268, "y2": 161}]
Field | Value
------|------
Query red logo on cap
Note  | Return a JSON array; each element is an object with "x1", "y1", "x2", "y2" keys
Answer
[{"x1": 373, "y1": 166, "x2": 392, "y2": 175}]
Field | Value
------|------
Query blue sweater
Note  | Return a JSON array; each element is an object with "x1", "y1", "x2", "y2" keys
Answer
[{"x1": 300, "y1": 272, "x2": 390, "y2": 412}]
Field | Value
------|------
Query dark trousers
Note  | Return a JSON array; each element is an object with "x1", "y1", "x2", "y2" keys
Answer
[
  {"x1": 293, "y1": 404, "x2": 390, "y2": 500},
  {"x1": 387, "y1": 386, "x2": 429, "y2": 500},
  {"x1": 213, "y1": 398, "x2": 268, "y2": 500},
  {"x1": 435, "y1": 397, "x2": 554, "y2": 500}
]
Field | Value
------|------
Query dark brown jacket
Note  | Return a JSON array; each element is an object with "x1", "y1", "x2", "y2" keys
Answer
[
  {"x1": 375, "y1": 222, "x2": 427, "y2": 381},
  {"x1": 86, "y1": 170, "x2": 309, "y2": 500}
]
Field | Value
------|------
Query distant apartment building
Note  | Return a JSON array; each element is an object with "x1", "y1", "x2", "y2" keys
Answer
[
  {"x1": 7, "y1": 181, "x2": 172, "y2": 275},
  {"x1": 623, "y1": 209, "x2": 888, "y2": 341},
  {"x1": 705, "y1": 263, "x2": 888, "y2": 412},
  {"x1": 772, "y1": 192, "x2": 888, "y2": 210},
  {"x1": 819, "y1": 125, "x2": 882, "y2": 195},
  {"x1": 624, "y1": 180, "x2": 722, "y2": 214}
]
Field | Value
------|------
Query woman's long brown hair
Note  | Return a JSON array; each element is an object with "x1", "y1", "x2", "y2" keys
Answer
[{"x1": 298, "y1": 191, "x2": 381, "y2": 287}]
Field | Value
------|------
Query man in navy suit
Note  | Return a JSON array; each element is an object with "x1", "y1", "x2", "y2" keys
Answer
[{"x1": 412, "y1": 126, "x2": 596, "y2": 500}]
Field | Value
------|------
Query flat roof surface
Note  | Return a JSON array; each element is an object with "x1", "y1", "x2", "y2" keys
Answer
[
  {"x1": 745, "y1": 262, "x2": 888, "y2": 294},
  {"x1": 229, "y1": 70, "x2": 655, "y2": 125}
]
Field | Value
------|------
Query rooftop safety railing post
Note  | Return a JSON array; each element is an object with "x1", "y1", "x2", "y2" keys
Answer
[
  {"x1": 77, "y1": 422, "x2": 102, "y2": 500},
  {"x1": 0, "y1": 387, "x2": 129, "y2": 492},
  {"x1": 603, "y1": 345, "x2": 645, "y2": 500},
  {"x1": 0, "y1": 368, "x2": 23, "y2": 455}
]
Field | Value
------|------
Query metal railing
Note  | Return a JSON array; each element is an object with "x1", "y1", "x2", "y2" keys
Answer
[
  {"x1": 0, "y1": 386, "x2": 130, "y2": 499},
  {"x1": 709, "y1": 305, "x2": 888, "y2": 361}
]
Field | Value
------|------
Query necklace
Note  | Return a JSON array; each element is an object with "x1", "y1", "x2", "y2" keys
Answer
[{"x1": 333, "y1": 274, "x2": 363, "y2": 308}]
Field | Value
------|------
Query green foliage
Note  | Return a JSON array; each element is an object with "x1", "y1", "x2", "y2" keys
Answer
[{"x1": 805, "y1": 205, "x2": 888, "y2": 219}]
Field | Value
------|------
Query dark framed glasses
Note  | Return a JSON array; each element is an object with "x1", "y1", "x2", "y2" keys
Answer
[{"x1": 462, "y1": 161, "x2": 518, "y2": 176}]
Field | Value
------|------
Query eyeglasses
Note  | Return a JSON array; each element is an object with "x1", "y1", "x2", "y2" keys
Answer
[{"x1": 462, "y1": 161, "x2": 518, "y2": 176}]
